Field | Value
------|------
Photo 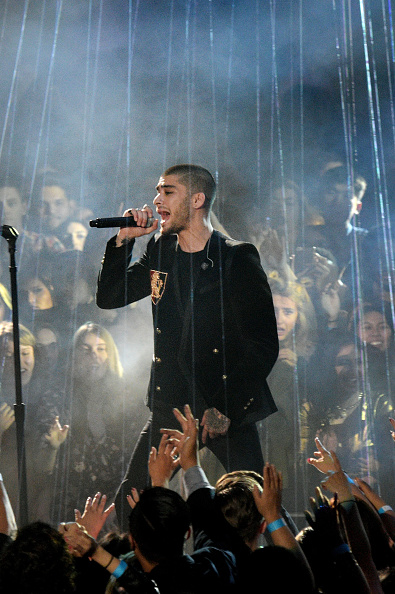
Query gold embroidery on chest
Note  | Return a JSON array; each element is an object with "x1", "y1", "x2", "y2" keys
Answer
[{"x1": 150, "y1": 270, "x2": 168, "y2": 304}]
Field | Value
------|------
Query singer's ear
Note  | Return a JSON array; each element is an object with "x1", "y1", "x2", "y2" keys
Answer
[{"x1": 192, "y1": 192, "x2": 206, "y2": 210}]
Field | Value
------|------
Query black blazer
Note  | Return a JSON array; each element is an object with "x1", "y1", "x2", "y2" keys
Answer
[{"x1": 97, "y1": 230, "x2": 279, "y2": 425}]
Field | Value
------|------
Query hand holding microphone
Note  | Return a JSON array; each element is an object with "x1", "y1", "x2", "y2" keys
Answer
[{"x1": 92, "y1": 206, "x2": 158, "y2": 247}]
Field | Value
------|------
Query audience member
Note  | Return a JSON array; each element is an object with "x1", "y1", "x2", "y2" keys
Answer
[
  {"x1": 0, "y1": 181, "x2": 27, "y2": 231},
  {"x1": 0, "y1": 321, "x2": 68, "y2": 522},
  {"x1": 55, "y1": 322, "x2": 134, "y2": 525},
  {"x1": 349, "y1": 301, "x2": 395, "y2": 398},
  {"x1": 19, "y1": 256, "x2": 69, "y2": 340},
  {"x1": 0, "y1": 521, "x2": 76, "y2": 594},
  {"x1": 59, "y1": 485, "x2": 237, "y2": 594},
  {"x1": 301, "y1": 161, "x2": 368, "y2": 272},
  {"x1": 160, "y1": 405, "x2": 314, "y2": 592},
  {"x1": 305, "y1": 438, "x2": 395, "y2": 591},
  {"x1": 260, "y1": 277, "x2": 316, "y2": 513},
  {"x1": 302, "y1": 331, "x2": 394, "y2": 506},
  {"x1": 34, "y1": 322, "x2": 67, "y2": 390}
]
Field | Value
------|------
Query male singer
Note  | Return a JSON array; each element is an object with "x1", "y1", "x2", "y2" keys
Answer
[{"x1": 96, "y1": 164, "x2": 279, "y2": 530}]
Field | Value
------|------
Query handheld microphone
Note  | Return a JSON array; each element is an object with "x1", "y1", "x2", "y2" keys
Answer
[{"x1": 89, "y1": 216, "x2": 156, "y2": 229}]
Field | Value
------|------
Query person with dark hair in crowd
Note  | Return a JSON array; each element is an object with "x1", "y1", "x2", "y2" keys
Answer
[
  {"x1": 0, "y1": 321, "x2": 68, "y2": 523},
  {"x1": 0, "y1": 177, "x2": 28, "y2": 236},
  {"x1": 59, "y1": 485, "x2": 237, "y2": 594},
  {"x1": 34, "y1": 322, "x2": 66, "y2": 389},
  {"x1": 96, "y1": 164, "x2": 279, "y2": 531},
  {"x1": 302, "y1": 160, "x2": 368, "y2": 272},
  {"x1": 34, "y1": 174, "x2": 76, "y2": 238},
  {"x1": 0, "y1": 521, "x2": 76, "y2": 594},
  {"x1": 159, "y1": 404, "x2": 314, "y2": 592},
  {"x1": 30, "y1": 170, "x2": 94, "y2": 254},
  {"x1": 350, "y1": 301, "x2": 395, "y2": 398},
  {"x1": 248, "y1": 176, "x2": 315, "y2": 264},
  {"x1": 19, "y1": 255, "x2": 69, "y2": 342},
  {"x1": 55, "y1": 322, "x2": 134, "y2": 526},
  {"x1": 301, "y1": 330, "x2": 395, "y2": 507}
]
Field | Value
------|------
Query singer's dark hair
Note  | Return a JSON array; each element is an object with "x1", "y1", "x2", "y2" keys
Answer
[{"x1": 164, "y1": 164, "x2": 216, "y2": 212}]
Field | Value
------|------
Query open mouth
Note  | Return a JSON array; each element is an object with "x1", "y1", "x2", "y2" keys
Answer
[{"x1": 157, "y1": 209, "x2": 170, "y2": 224}]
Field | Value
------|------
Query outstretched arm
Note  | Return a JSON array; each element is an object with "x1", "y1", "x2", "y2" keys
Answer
[
  {"x1": 321, "y1": 451, "x2": 384, "y2": 593},
  {"x1": 353, "y1": 477, "x2": 395, "y2": 541}
]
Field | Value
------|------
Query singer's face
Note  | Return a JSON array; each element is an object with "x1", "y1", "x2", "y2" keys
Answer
[
  {"x1": 153, "y1": 174, "x2": 191, "y2": 235},
  {"x1": 0, "y1": 187, "x2": 27, "y2": 229}
]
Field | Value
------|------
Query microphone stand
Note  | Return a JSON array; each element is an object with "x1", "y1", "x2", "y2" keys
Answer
[{"x1": 1, "y1": 225, "x2": 28, "y2": 526}]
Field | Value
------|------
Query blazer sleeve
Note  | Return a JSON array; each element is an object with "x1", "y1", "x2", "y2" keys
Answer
[
  {"x1": 96, "y1": 235, "x2": 153, "y2": 309},
  {"x1": 211, "y1": 242, "x2": 279, "y2": 423}
]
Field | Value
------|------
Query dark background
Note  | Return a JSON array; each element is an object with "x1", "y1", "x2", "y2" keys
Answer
[{"x1": 0, "y1": 0, "x2": 393, "y2": 235}]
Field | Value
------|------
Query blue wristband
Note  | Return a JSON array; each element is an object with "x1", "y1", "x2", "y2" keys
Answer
[
  {"x1": 332, "y1": 543, "x2": 351, "y2": 556},
  {"x1": 112, "y1": 560, "x2": 128, "y2": 579},
  {"x1": 378, "y1": 505, "x2": 393, "y2": 515},
  {"x1": 266, "y1": 518, "x2": 286, "y2": 533},
  {"x1": 346, "y1": 475, "x2": 355, "y2": 485}
]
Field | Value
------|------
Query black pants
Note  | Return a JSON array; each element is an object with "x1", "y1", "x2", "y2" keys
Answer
[{"x1": 115, "y1": 406, "x2": 264, "y2": 531}]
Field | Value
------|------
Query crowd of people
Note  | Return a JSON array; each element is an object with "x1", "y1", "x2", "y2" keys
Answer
[{"x1": 0, "y1": 157, "x2": 394, "y2": 591}]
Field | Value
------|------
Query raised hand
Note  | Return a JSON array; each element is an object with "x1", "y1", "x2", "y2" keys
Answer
[
  {"x1": 74, "y1": 492, "x2": 115, "y2": 539},
  {"x1": 126, "y1": 487, "x2": 140, "y2": 510},
  {"x1": 305, "y1": 487, "x2": 344, "y2": 550},
  {"x1": 252, "y1": 463, "x2": 282, "y2": 524},
  {"x1": 148, "y1": 432, "x2": 179, "y2": 487},
  {"x1": 59, "y1": 522, "x2": 94, "y2": 557},
  {"x1": 319, "y1": 450, "x2": 353, "y2": 502},
  {"x1": 45, "y1": 416, "x2": 69, "y2": 449},
  {"x1": 307, "y1": 436, "x2": 336, "y2": 474},
  {"x1": 115, "y1": 206, "x2": 158, "y2": 247},
  {"x1": 160, "y1": 404, "x2": 200, "y2": 470}
]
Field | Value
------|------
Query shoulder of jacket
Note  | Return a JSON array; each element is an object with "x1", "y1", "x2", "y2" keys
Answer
[
  {"x1": 148, "y1": 233, "x2": 178, "y2": 250},
  {"x1": 213, "y1": 230, "x2": 257, "y2": 253}
]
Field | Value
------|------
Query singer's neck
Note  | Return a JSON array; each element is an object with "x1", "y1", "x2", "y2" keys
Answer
[{"x1": 177, "y1": 217, "x2": 213, "y2": 253}]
